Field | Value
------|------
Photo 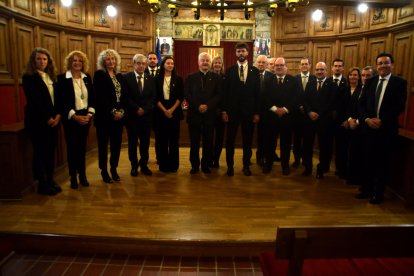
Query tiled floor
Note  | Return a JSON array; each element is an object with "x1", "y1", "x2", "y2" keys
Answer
[{"x1": 1, "y1": 252, "x2": 263, "y2": 275}]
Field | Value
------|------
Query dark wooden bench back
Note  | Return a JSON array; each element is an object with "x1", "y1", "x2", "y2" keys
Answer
[{"x1": 275, "y1": 225, "x2": 414, "y2": 276}]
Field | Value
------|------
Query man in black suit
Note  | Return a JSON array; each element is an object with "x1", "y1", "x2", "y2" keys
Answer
[
  {"x1": 222, "y1": 43, "x2": 260, "y2": 176},
  {"x1": 292, "y1": 57, "x2": 316, "y2": 168},
  {"x1": 302, "y1": 62, "x2": 337, "y2": 179},
  {"x1": 255, "y1": 55, "x2": 273, "y2": 167},
  {"x1": 124, "y1": 54, "x2": 156, "y2": 176},
  {"x1": 357, "y1": 53, "x2": 407, "y2": 204},
  {"x1": 185, "y1": 52, "x2": 222, "y2": 174},
  {"x1": 327, "y1": 58, "x2": 350, "y2": 179},
  {"x1": 145, "y1": 52, "x2": 159, "y2": 77},
  {"x1": 262, "y1": 57, "x2": 300, "y2": 175}
]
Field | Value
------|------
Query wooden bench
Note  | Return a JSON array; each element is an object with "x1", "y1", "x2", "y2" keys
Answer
[{"x1": 260, "y1": 225, "x2": 414, "y2": 276}]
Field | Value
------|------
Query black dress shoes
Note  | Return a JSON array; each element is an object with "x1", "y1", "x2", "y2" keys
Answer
[
  {"x1": 141, "y1": 167, "x2": 152, "y2": 175},
  {"x1": 211, "y1": 161, "x2": 220, "y2": 168},
  {"x1": 101, "y1": 170, "x2": 113, "y2": 183},
  {"x1": 38, "y1": 185, "x2": 58, "y2": 196},
  {"x1": 292, "y1": 161, "x2": 300, "y2": 168},
  {"x1": 190, "y1": 168, "x2": 199, "y2": 174},
  {"x1": 369, "y1": 195, "x2": 383, "y2": 204},
  {"x1": 130, "y1": 168, "x2": 138, "y2": 177},
  {"x1": 79, "y1": 176, "x2": 90, "y2": 187},
  {"x1": 282, "y1": 167, "x2": 290, "y2": 176},
  {"x1": 227, "y1": 167, "x2": 234, "y2": 176},
  {"x1": 110, "y1": 168, "x2": 120, "y2": 181},
  {"x1": 201, "y1": 167, "x2": 211, "y2": 174},
  {"x1": 70, "y1": 177, "x2": 78, "y2": 189},
  {"x1": 242, "y1": 166, "x2": 252, "y2": 176},
  {"x1": 50, "y1": 181, "x2": 62, "y2": 193},
  {"x1": 355, "y1": 192, "x2": 371, "y2": 199}
]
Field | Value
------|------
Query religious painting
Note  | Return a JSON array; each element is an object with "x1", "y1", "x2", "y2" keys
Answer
[
  {"x1": 159, "y1": 36, "x2": 173, "y2": 56},
  {"x1": 255, "y1": 38, "x2": 271, "y2": 57},
  {"x1": 221, "y1": 24, "x2": 254, "y2": 40},
  {"x1": 174, "y1": 23, "x2": 204, "y2": 39},
  {"x1": 203, "y1": 24, "x2": 220, "y2": 46},
  {"x1": 199, "y1": 47, "x2": 224, "y2": 59}
]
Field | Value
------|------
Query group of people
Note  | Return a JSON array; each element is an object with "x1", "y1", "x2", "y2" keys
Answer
[{"x1": 23, "y1": 43, "x2": 407, "y2": 204}]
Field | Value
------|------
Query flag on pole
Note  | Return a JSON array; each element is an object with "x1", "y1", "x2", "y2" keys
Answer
[{"x1": 155, "y1": 37, "x2": 162, "y2": 65}]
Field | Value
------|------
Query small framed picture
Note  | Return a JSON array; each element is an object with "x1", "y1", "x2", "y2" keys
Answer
[
  {"x1": 203, "y1": 24, "x2": 220, "y2": 47},
  {"x1": 255, "y1": 38, "x2": 271, "y2": 57},
  {"x1": 159, "y1": 37, "x2": 173, "y2": 55}
]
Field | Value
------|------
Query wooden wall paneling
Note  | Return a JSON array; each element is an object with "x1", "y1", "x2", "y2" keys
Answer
[
  {"x1": 118, "y1": 39, "x2": 149, "y2": 72},
  {"x1": 342, "y1": 6, "x2": 365, "y2": 34},
  {"x1": 15, "y1": 23, "x2": 34, "y2": 78},
  {"x1": 277, "y1": 10, "x2": 308, "y2": 39},
  {"x1": 312, "y1": 42, "x2": 335, "y2": 71},
  {"x1": 40, "y1": 29, "x2": 60, "y2": 70},
  {"x1": 279, "y1": 43, "x2": 309, "y2": 76},
  {"x1": 13, "y1": 0, "x2": 32, "y2": 15},
  {"x1": 339, "y1": 40, "x2": 361, "y2": 72},
  {"x1": 66, "y1": 34, "x2": 87, "y2": 55},
  {"x1": 39, "y1": 0, "x2": 59, "y2": 23},
  {"x1": 365, "y1": 36, "x2": 387, "y2": 67},
  {"x1": 369, "y1": 8, "x2": 395, "y2": 30},
  {"x1": 313, "y1": 7, "x2": 337, "y2": 36},
  {"x1": 93, "y1": 3, "x2": 116, "y2": 32},
  {"x1": 92, "y1": 37, "x2": 114, "y2": 71},
  {"x1": 61, "y1": 0, "x2": 86, "y2": 28},
  {"x1": 121, "y1": 11, "x2": 146, "y2": 35},
  {"x1": 396, "y1": 5, "x2": 414, "y2": 23},
  {"x1": 0, "y1": 18, "x2": 12, "y2": 82}
]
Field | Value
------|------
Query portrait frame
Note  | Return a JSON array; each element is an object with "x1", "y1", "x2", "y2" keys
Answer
[
  {"x1": 203, "y1": 24, "x2": 220, "y2": 46},
  {"x1": 159, "y1": 36, "x2": 173, "y2": 56},
  {"x1": 255, "y1": 38, "x2": 271, "y2": 57}
]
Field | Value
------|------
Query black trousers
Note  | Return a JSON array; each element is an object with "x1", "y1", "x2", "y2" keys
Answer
[
  {"x1": 28, "y1": 126, "x2": 58, "y2": 187},
  {"x1": 63, "y1": 115, "x2": 90, "y2": 177},
  {"x1": 292, "y1": 112, "x2": 306, "y2": 164},
  {"x1": 155, "y1": 116, "x2": 180, "y2": 171},
  {"x1": 126, "y1": 118, "x2": 151, "y2": 169},
  {"x1": 225, "y1": 113, "x2": 254, "y2": 168},
  {"x1": 212, "y1": 114, "x2": 225, "y2": 164},
  {"x1": 302, "y1": 118, "x2": 334, "y2": 172},
  {"x1": 335, "y1": 124, "x2": 351, "y2": 177},
  {"x1": 264, "y1": 120, "x2": 293, "y2": 170},
  {"x1": 96, "y1": 120, "x2": 123, "y2": 170},
  {"x1": 188, "y1": 122, "x2": 213, "y2": 169},
  {"x1": 348, "y1": 129, "x2": 364, "y2": 184}
]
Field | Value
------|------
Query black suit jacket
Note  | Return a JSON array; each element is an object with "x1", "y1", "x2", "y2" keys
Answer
[
  {"x1": 154, "y1": 74, "x2": 184, "y2": 120},
  {"x1": 262, "y1": 74, "x2": 300, "y2": 125},
  {"x1": 346, "y1": 86, "x2": 363, "y2": 120},
  {"x1": 295, "y1": 74, "x2": 317, "y2": 93},
  {"x1": 56, "y1": 72, "x2": 95, "y2": 122},
  {"x1": 223, "y1": 64, "x2": 260, "y2": 116},
  {"x1": 360, "y1": 75, "x2": 407, "y2": 134},
  {"x1": 93, "y1": 70, "x2": 126, "y2": 127},
  {"x1": 144, "y1": 67, "x2": 159, "y2": 78},
  {"x1": 303, "y1": 78, "x2": 337, "y2": 123},
  {"x1": 327, "y1": 76, "x2": 349, "y2": 123},
  {"x1": 22, "y1": 73, "x2": 61, "y2": 131},
  {"x1": 124, "y1": 72, "x2": 156, "y2": 122},
  {"x1": 185, "y1": 71, "x2": 222, "y2": 125}
]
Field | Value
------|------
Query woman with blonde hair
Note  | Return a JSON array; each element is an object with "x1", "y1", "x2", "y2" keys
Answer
[
  {"x1": 57, "y1": 50, "x2": 95, "y2": 189},
  {"x1": 93, "y1": 49, "x2": 126, "y2": 183},
  {"x1": 22, "y1": 47, "x2": 61, "y2": 195}
]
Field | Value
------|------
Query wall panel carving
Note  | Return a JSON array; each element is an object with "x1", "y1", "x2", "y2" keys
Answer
[
  {"x1": 121, "y1": 12, "x2": 144, "y2": 32},
  {"x1": 278, "y1": 43, "x2": 309, "y2": 74},
  {"x1": 93, "y1": 4, "x2": 115, "y2": 31},
  {"x1": 64, "y1": 0, "x2": 85, "y2": 27},
  {"x1": 40, "y1": 30, "x2": 60, "y2": 69},
  {"x1": 366, "y1": 36, "x2": 387, "y2": 67},
  {"x1": 0, "y1": 19, "x2": 11, "y2": 80},
  {"x1": 340, "y1": 41, "x2": 360, "y2": 69},
  {"x1": 369, "y1": 8, "x2": 394, "y2": 29},
  {"x1": 40, "y1": 0, "x2": 58, "y2": 22},
  {"x1": 312, "y1": 43, "x2": 335, "y2": 68},
  {"x1": 314, "y1": 8, "x2": 336, "y2": 35},
  {"x1": 14, "y1": 0, "x2": 32, "y2": 15},
  {"x1": 15, "y1": 23, "x2": 34, "y2": 77},
  {"x1": 65, "y1": 34, "x2": 87, "y2": 54},
  {"x1": 342, "y1": 7, "x2": 365, "y2": 33},
  {"x1": 278, "y1": 12, "x2": 307, "y2": 38},
  {"x1": 118, "y1": 39, "x2": 149, "y2": 72},
  {"x1": 393, "y1": 32, "x2": 413, "y2": 81},
  {"x1": 397, "y1": 6, "x2": 414, "y2": 22},
  {"x1": 93, "y1": 38, "x2": 113, "y2": 72}
]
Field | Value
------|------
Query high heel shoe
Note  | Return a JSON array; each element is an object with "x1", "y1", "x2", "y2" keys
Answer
[
  {"x1": 101, "y1": 170, "x2": 113, "y2": 183},
  {"x1": 110, "y1": 168, "x2": 120, "y2": 181}
]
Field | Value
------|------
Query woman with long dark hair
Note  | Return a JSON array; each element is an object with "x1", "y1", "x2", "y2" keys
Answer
[
  {"x1": 22, "y1": 47, "x2": 62, "y2": 195},
  {"x1": 154, "y1": 56, "x2": 184, "y2": 173},
  {"x1": 93, "y1": 49, "x2": 126, "y2": 183},
  {"x1": 57, "y1": 51, "x2": 95, "y2": 189}
]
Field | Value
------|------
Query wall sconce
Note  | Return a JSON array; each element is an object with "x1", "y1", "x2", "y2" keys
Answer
[
  {"x1": 148, "y1": 0, "x2": 161, "y2": 13},
  {"x1": 168, "y1": 4, "x2": 178, "y2": 17},
  {"x1": 267, "y1": 4, "x2": 278, "y2": 17}
]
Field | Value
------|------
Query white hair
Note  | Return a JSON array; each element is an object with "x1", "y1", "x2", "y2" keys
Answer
[
  {"x1": 96, "y1": 49, "x2": 121, "y2": 72},
  {"x1": 198, "y1": 52, "x2": 212, "y2": 62},
  {"x1": 132, "y1": 54, "x2": 147, "y2": 63}
]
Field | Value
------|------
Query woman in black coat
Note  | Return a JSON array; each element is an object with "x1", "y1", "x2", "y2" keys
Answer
[
  {"x1": 154, "y1": 56, "x2": 184, "y2": 172},
  {"x1": 22, "y1": 47, "x2": 61, "y2": 195},
  {"x1": 93, "y1": 49, "x2": 126, "y2": 183},
  {"x1": 56, "y1": 51, "x2": 95, "y2": 189}
]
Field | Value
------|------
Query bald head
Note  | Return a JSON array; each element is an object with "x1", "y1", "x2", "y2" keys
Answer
[
  {"x1": 315, "y1": 62, "x2": 327, "y2": 80},
  {"x1": 255, "y1": 55, "x2": 268, "y2": 72},
  {"x1": 275, "y1": 57, "x2": 287, "y2": 77}
]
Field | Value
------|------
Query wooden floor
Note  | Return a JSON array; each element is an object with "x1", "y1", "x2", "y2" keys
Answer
[{"x1": 1, "y1": 146, "x2": 414, "y2": 246}]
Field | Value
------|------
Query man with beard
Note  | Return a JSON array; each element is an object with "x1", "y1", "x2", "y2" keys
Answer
[
  {"x1": 145, "y1": 52, "x2": 159, "y2": 77},
  {"x1": 222, "y1": 43, "x2": 260, "y2": 176}
]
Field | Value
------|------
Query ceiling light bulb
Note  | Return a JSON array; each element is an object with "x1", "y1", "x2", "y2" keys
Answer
[
  {"x1": 60, "y1": 0, "x2": 72, "y2": 7},
  {"x1": 358, "y1": 3, "x2": 368, "y2": 13},
  {"x1": 106, "y1": 5, "x2": 117, "y2": 17},
  {"x1": 312, "y1": 9, "x2": 323, "y2": 21}
]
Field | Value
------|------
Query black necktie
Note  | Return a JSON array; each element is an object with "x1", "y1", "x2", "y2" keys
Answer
[
  {"x1": 137, "y1": 75, "x2": 143, "y2": 95},
  {"x1": 278, "y1": 77, "x2": 283, "y2": 85},
  {"x1": 334, "y1": 79, "x2": 339, "y2": 86},
  {"x1": 239, "y1": 65, "x2": 244, "y2": 82},
  {"x1": 151, "y1": 70, "x2": 155, "y2": 77},
  {"x1": 375, "y1": 78, "x2": 385, "y2": 116},
  {"x1": 317, "y1": 80, "x2": 322, "y2": 91}
]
